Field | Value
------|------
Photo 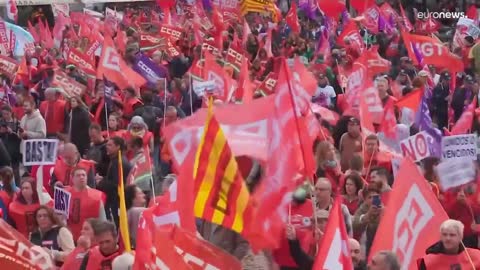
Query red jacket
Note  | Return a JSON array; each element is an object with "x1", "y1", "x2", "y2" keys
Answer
[
  {"x1": 443, "y1": 192, "x2": 480, "y2": 237},
  {"x1": 39, "y1": 99, "x2": 66, "y2": 135}
]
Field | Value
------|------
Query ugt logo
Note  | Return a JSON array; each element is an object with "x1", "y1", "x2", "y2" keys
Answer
[{"x1": 102, "y1": 47, "x2": 120, "y2": 71}]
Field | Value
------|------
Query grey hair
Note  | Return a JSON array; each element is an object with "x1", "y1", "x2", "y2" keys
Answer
[
  {"x1": 440, "y1": 219, "x2": 464, "y2": 237},
  {"x1": 377, "y1": 250, "x2": 401, "y2": 270}
]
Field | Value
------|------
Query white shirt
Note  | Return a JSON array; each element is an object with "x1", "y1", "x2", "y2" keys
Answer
[{"x1": 313, "y1": 85, "x2": 336, "y2": 107}]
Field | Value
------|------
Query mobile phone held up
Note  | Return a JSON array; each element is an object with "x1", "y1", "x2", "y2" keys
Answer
[{"x1": 372, "y1": 194, "x2": 381, "y2": 208}]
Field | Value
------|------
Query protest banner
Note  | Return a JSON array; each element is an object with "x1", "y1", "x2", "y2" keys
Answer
[
  {"x1": 54, "y1": 186, "x2": 71, "y2": 219},
  {"x1": 441, "y1": 134, "x2": 477, "y2": 161},
  {"x1": 22, "y1": 139, "x2": 58, "y2": 166},
  {"x1": 53, "y1": 69, "x2": 87, "y2": 97},
  {"x1": 435, "y1": 158, "x2": 476, "y2": 191},
  {"x1": 400, "y1": 131, "x2": 432, "y2": 162},
  {"x1": 192, "y1": 80, "x2": 216, "y2": 97}
]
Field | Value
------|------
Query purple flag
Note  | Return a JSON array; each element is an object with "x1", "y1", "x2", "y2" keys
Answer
[
  {"x1": 103, "y1": 76, "x2": 114, "y2": 110},
  {"x1": 414, "y1": 95, "x2": 442, "y2": 157},
  {"x1": 378, "y1": 15, "x2": 386, "y2": 32},
  {"x1": 133, "y1": 53, "x2": 168, "y2": 87}
]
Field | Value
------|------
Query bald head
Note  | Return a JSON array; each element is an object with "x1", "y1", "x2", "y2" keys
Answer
[
  {"x1": 165, "y1": 106, "x2": 178, "y2": 120},
  {"x1": 62, "y1": 143, "x2": 79, "y2": 165},
  {"x1": 315, "y1": 178, "x2": 332, "y2": 206},
  {"x1": 349, "y1": 238, "x2": 362, "y2": 266},
  {"x1": 315, "y1": 178, "x2": 332, "y2": 191}
]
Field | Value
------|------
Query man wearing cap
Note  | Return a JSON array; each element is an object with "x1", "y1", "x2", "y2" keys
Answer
[
  {"x1": 431, "y1": 71, "x2": 451, "y2": 130},
  {"x1": 39, "y1": 87, "x2": 66, "y2": 138}
]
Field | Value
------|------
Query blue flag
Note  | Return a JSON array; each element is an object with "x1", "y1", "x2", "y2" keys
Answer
[{"x1": 103, "y1": 76, "x2": 114, "y2": 110}]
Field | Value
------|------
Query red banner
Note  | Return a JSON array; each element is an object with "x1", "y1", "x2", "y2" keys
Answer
[
  {"x1": 53, "y1": 69, "x2": 86, "y2": 97},
  {"x1": 0, "y1": 21, "x2": 9, "y2": 55},
  {"x1": 226, "y1": 42, "x2": 243, "y2": 70},
  {"x1": 0, "y1": 219, "x2": 54, "y2": 269},
  {"x1": 67, "y1": 48, "x2": 96, "y2": 75},
  {"x1": 256, "y1": 72, "x2": 277, "y2": 96},
  {"x1": 0, "y1": 55, "x2": 18, "y2": 79},
  {"x1": 159, "y1": 25, "x2": 183, "y2": 42}
]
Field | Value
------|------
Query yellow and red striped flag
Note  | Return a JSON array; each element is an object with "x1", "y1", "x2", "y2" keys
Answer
[
  {"x1": 193, "y1": 100, "x2": 252, "y2": 234},
  {"x1": 240, "y1": 0, "x2": 279, "y2": 22}
]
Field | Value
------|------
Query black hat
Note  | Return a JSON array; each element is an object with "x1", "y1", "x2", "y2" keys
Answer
[{"x1": 440, "y1": 71, "x2": 451, "y2": 80}]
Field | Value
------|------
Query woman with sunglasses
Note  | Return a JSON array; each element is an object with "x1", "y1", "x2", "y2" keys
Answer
[{"x1": 123, "y1": 116, "x2": 154, "y2": 160}]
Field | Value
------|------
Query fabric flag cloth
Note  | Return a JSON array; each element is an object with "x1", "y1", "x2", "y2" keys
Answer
[
  {"x1": 117, "y1": 149, "x2": 131, "y2": 252},
  {"x1": 103, "y1": 76, "x2": 114, "y2": 110},
  {"x1": 132, "y1": 53, "x2": 168, "y2": 87},
  {"x1": 6, "y1": 0, "x2": 18, "y2": 23},
  {"x1": 450, "y1": 96, "x2": 477, "y2": 135},
  {"x1": 285, "y1": 1, "x2": 301, "y2": 33},
  {"x1": 369, "y1": 158, "x2": 449, "y2": 269},
  {"x1": 0, "y1": 219, "x2": 55, "y2": 269},
  {"x1": 97, "y1": 36, "x2": 146, "y2": 91},
  {"x1": 193, "y1": 99, "x2": 253, "y2": 234},
  {"x1": 313, "y1": 196, "x2": 354, "y2": 270},
  {"x1": 414, "y1": 95, "x2": 442, "y2": 157}
]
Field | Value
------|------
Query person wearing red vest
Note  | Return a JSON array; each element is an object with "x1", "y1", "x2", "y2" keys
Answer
[
  {"x1": 272, "y1": 196, "x2": 314, "y2": 269},
  {"x1": 101, "y1": 113, "x2": 126, "y2": 139},
  {"x1": 122, "y1": 87, "x2": 142, "y2": 121},
  {"x1": 39, "y1": 88, "x2": 66, "y2": 138},
  {"x1": 9, "y1": 179, "x2": 42, "y2": 238},
  {"x1": 123, "y1": 116, "x2": 153, "y2": 159},
  {"x1": 50, "y1": 143, "x2": 95, "y2": 192},
  {"x1": 61, "y1": 218, "x2": 103, "y2": 270},
  {"x1": 418, "y1": 219, "x2": 480, "y2": 269},
  {"x1": 64, "y1": 167, "x2": 106, "y2": 241},
  {"x1": 79, "y1": 221, "x2": 122, "y2": 270}
]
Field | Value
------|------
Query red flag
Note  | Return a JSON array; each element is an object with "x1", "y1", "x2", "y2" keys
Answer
[
  {"x1": 394, "y1": 88, "x2": 422, "y2": 113},
  {"x1": 248, "y1": 59, "x2": 316, "y2": 251},
  {"x1": 313, "y1": 196, "x2": 354, "y2": 270},
  {"x1": 399, "y1": 4, "x2": 413, "y2": 32},
  {"x1": 337, "y1": 21, "x2": 364, "y2": 51},
  {"x1": 318, "y1": 0, "x2": 346, "y2": 18},
  {"x1": 402, "y1": 31, "x2": 463, "y2": 72},
  {"x1": 379, "y1": 99, "x2": 397, "y2": 139},
  {"x1": 237, "y1": 55, "x2": 254, "y2": 103},
  {"x1": 285, "y1": 1, "x2": 300, "y2": 33},
  {"x1": 0, "y1": 219, "x2": 54, "y2": 269},
  {"x1": 202, "y1": 51, "x2": 235, "y2": 102},
  {"x1": 369, "y1": 158, "x2": 449, "y2": 269},
  {"x1": 357, "y1": 46, "x2": 391, "y2": 78},
  {"x1": 97, "y1": 36, "x2": 146, "y2": 91},
  {"x1": 156, "y1": 0, "x2": 175, "y2": 9},
  {"x1": 361, "y1": 5, "x2": 381, "y2": 34},
  {"x1": 27, "y1": 21, "x2": 39, "y2": 43},
  {"x1": 242, "y1": 19, "x2": 252, "y2": 46},
  {"x1": 134, "y1": 170, "x2": 196, "y2": 269},
  {"x1": 450, "y1": 96, "x2": 477, "y2": 135},
  {"x1": 350, "y1": 0, "x2": 374, "y2": 13}
]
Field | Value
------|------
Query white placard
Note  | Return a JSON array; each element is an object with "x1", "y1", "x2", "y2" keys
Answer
[
  {"x1": 54, "y1": 187, "x2": 71, "y2": 219},
  {"x1": 441, "y1": 134, "x2": 477, "y2": 161},
  {"x1": 400, "y1": 131, "x2": 432, "y2": 162},
  {"x1": 22, "y1": 139, "x2": 58, "y2": 166},
  {"x1": 435, "y1": 158, "x2": 476, "y2": 191},
  {"x1": 192, "y1": 80, "x2": 216, "y2": 97}
]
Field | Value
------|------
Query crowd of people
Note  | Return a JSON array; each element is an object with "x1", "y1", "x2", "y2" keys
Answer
[{"x1": 0, "y1": 0, "x2": 480, "y2": 269}]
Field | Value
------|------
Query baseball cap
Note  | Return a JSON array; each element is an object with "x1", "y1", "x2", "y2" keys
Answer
[{"x1": 418, "y1": 70, "x2": 429, "y2": 77}]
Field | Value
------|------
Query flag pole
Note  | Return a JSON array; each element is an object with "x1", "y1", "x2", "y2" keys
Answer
[
  {"x1": 117, "y1": 149, "x2": 131, "y2": 252},
  {"x1": 282, "y1": 59, "x2": 319, "y2": 233},
  {"x1": 163, "y1": 78, "x2": 167, "y2": 129},
  {"x1": 104, "y1": 100, "x2": 110, "y2": 138},
  {"x1": 189, "y1": 72, "x2": 194, "y2": 114}
]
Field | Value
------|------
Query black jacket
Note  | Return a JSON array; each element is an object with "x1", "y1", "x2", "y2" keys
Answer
[
  {"x1": 0, "y1": 139, "x2": 11, "y2": 168},
  {"x1": 288, "y1": 239, "x2": 313, "y2": 270},
  {"x1": 97, "y1": 154, "x2": 131, "y2": 206},
  {"x1": 65, "y1": 107, "x2": 91, "y2": 156},
  {"x1": 85, "y1": 140, "x2": 109, "y2": 177}
]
